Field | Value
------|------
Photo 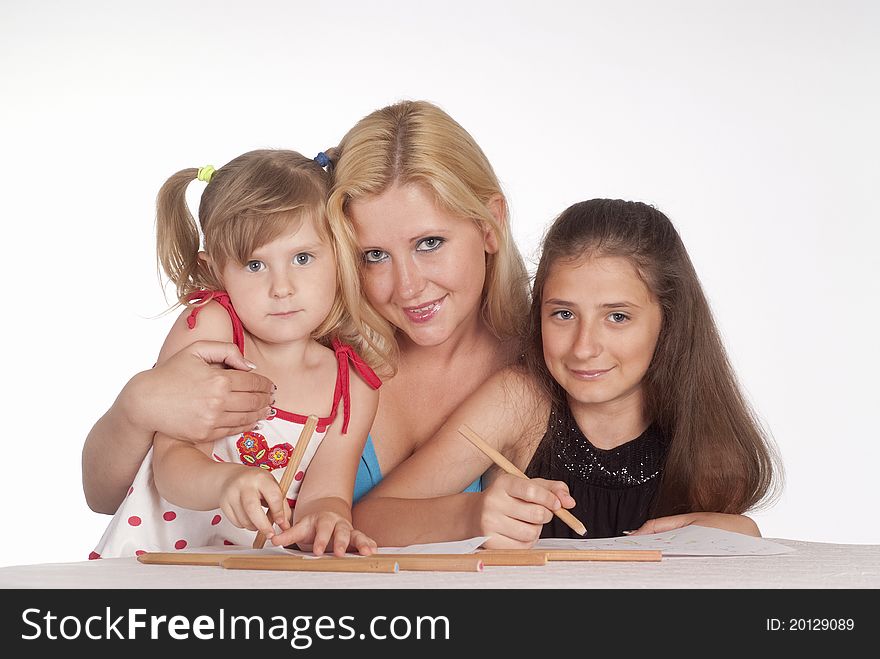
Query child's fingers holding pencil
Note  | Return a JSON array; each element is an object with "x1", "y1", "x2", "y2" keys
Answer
[
  {"x1": 458, "y1": 424, "x2": 587, "y2": 536},
  {"x1": 258, "y1": 479, "x2": 291, "y2": 531},
  {"x1": 537, "y1": 478, "x2": 576, "y2": 510},
  {"x1": 496, "y1": 474, "x2": 568, "y2": 512},
  {"x1": 241, "y1": 488, "x2": 279, "y2": 538}
]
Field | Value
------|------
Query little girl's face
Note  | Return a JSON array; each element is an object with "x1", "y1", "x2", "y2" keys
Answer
[
  {"x1": 541, "y1": 255, "x2": 662, "y2": 414},
  {"x1": 218, "y1": 215, "x2": 337, "y2": 346}
]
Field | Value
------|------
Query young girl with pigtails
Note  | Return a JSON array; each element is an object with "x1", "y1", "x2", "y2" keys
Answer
[{"x1": 92, "y1": 149, "x2": 393, "y2": 559}]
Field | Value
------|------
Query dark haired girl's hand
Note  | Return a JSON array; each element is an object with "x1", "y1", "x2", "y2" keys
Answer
[
  {"x1": 475, "y1": 473, "x2": 576, "y2": 549},
  {"x1": 626, "y1": 512, "x2": 761, "y2": 537}
]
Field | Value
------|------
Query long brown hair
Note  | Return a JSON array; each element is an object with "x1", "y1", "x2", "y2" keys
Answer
[
  {"x1": 325, "y1": 100, "x2": 531, "y2": 371},
  {"x1": 155, "y1": 149, "x2": 385, "y2": 368},
  {"x1": 524, "y1": 199, "x2": 782, "y2": 515}
]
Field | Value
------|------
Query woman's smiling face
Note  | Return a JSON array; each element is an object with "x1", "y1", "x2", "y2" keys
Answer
[{"x1": 348, "y1": 183, "x2": 498, "y2": 347}]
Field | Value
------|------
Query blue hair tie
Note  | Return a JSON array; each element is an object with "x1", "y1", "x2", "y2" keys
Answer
[{"x1": 314, "y1": 152, "x2": 330, "y2": 168}]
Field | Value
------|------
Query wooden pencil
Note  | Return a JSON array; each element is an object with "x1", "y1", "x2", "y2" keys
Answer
[
  {"x1": 253, "y1": 414, "x2": 319, "y2": 549},
  {"x1": 471, "y1": 551, "x2": 548, "y2": 566},
  {"x1": 458, "y1": 424, "x2": 588, "y2": 536},
  {"x1": 375, "y1": 555, "x2": 484, "y2": 572},
  {"x1": 479, "y1": 548, "x2": 662, "y2": 562},
  {"x1": 222, "y1": 555, "x2": 398, "y2": 573},
  {"x1": 137, "y1": 552, "x2": 237, "y2": 566},
  {"x1": 543, "y1": 549, "x2": 661, "y2": 562}
]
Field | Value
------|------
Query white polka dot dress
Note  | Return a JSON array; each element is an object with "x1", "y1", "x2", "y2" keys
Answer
[{"x1": 90, "y1": 411, "x2": 328, "y2": 559}]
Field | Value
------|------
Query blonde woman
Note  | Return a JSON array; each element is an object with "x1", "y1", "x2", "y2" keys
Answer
[{"x1": 82, "y1": 102, "x2": 537, "y2": 544}]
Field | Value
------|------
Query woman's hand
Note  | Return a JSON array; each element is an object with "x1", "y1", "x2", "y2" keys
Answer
[
  {"x1": 271, "y1": 511, "x2": 377, "y2": 557},
  {"x1": 127, "y1": 340, "x2": 276, "y2": 444},
  {"x1": 218, "y1": 466, "x2": 292, "y2": 540},
  {"x1": 474, "y1": 473, "x2": 576, "y2": 549},
  {"x1": 627, "y1": 512, "x2": 761, "y2": 537}
]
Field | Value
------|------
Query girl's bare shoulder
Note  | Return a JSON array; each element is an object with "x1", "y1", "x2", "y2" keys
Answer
[{"x1": 156, "y1": 301, "x2": 235, "y2": 364}]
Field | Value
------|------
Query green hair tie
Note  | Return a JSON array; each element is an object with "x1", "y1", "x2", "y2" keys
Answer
[{"x1": 197, "y1": 165, "x2": 216, "y2": 183}]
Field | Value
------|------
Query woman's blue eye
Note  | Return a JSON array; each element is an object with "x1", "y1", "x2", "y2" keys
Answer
[
  {"x1": 416, "y1": 237, "x2": 444, "y2": 251},
  {"x1": 363, "y1": 250, "x2": 388, "y2": 264},
  {"x1": 293, "y1": 253, "x2": 313, "y2": 266},
  {"x1": 551, "y1": 310, "x2": 574, "y2": 320},
  {"x1": 246, "y1": 260, "x2": 265, "y2": 272},
  {"x1": 609, "y1": 312, "x2": 629, "y2": 323}
]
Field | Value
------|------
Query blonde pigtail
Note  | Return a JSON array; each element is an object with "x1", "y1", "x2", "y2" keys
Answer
[{"x1": 155, "y1": 168, "x2": 208, "y2": 305}]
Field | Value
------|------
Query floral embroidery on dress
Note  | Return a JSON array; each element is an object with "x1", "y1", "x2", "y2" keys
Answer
[{"x1": 236, "y1": 431, "x2": 293, "y2": 470}]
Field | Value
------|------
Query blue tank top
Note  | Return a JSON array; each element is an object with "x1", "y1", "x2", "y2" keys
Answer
[{"x1": 353, "y1": 434, "x2": 482, "y2": 502}]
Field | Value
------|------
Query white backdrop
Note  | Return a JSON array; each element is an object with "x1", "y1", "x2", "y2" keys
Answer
[{"x1": 1, "y1": 1, "x2": 877, "y2": 567}]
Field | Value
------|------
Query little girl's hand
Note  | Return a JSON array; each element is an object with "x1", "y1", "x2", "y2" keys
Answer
[
  {"x1": 270, "y1": 512, "x2": 377, "y2": 557},
  {"x1": 218, "y1": 467, "x2": 291, "y2": 540}
]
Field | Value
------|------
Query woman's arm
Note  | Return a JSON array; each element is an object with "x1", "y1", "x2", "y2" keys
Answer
[
  {"x1": 352, "y1": 368, "x2": 575, "y2": 548},
  {"x1": 82, "y1": 307, "x2": 275, "y2": 513},
  {"x1": 271, "y1": 370, "x2": 380, "y2": 556}
]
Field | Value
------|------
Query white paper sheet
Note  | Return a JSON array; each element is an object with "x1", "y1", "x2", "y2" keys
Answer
[
  {"x1": 376, "y1": 537, "x2": 490, "y2": 554},
  {"x1": 179, "y1": 536, "x2": 491, "y2": 558},
  {"x1": 535, "y1": 525, "x2": 795, "y2": 556}
]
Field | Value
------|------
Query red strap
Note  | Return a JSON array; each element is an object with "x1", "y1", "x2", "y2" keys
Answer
[
  {"x1": 184, "y1": 290, "x2": 246, "y2": 356},
  {"x1": 184, "y1": 295, "x2": 380, "y2": 436},
  {"x1": 330, "y1": 338, "x2": 382, "y2": 434}
]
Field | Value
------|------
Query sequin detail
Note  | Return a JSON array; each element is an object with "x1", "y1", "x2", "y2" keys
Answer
[{"x1": 548, "y1": 407, "x2": 665, "y2": 488}]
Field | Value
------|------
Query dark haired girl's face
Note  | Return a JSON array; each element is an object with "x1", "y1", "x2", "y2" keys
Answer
[{"x1": 541, "y1": 255, "x2": 662, "y2": 418}]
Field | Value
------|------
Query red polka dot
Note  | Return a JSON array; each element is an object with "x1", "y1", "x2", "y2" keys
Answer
[
  {"x1": 163, "y1": 511, "x2": 177, "y2": 522},
  {"x1": 211, "y1": 514, "x2": 222, "y2": 525},
  {"x1": 294, "y1": 471, "x2": 304, "y2": 482},
  {"x1": 127, "y1": 516, "x2": 142, "y2": 527},
  {"x1": 88, "y1": 551, "x2": 101, "y2": 560},
  {"x1": 174, "y1": 540, "x2": 187, "y2": 550},
  {"x1": 223, "y1": 540, "x2": 234, "y2": 545},
  {"x1": 135, "y1": 550, "x2": 146, "y2": 556},
  {"x1": 286, "y1": 498, "x2": 297, "y2": 508},
  {"x1": 128, "y1": 486, "x2": 134, "y2": 496}
]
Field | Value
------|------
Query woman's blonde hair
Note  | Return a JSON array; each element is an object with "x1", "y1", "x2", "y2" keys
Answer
[
  {"x1": 325, "y1": 100, "x2": 530, "y2": 371},
  {"x1": 155, "y1": 148, "x2": 384, "y2": 368}
]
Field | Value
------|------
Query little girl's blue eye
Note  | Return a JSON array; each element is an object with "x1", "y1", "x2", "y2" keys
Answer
[
  {"x1": 246, "y1": 260, "x2": 264, "y2": 272},
  {"x1": 294, "y1": 253, "x2": 313, "y2": 266},
  {"x1": 609, "y1": 312, "x2": 629, "y2": 323},
  {"x1": 552, "y1": 310, "x2": 574, "y2": 320}
]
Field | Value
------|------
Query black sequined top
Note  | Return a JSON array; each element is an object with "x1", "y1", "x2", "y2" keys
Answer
[{"x1": 524, "y1": 404, "x2": 668, "y2": 539}]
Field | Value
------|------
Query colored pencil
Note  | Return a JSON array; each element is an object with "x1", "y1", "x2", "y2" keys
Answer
[
  {"x1": 253, "y1": 414, "x2": 319, "y2": 549},
  {"x1": 222, "y1": 555, "x2": 398, "y2": 573}
]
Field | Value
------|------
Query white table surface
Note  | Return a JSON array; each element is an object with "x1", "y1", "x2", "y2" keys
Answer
[{"x1": 1, "y1": 539, "x2": 878, "y2": 588}]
